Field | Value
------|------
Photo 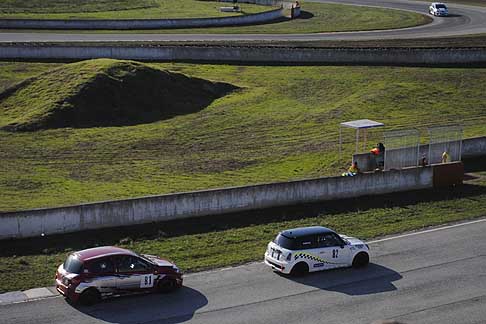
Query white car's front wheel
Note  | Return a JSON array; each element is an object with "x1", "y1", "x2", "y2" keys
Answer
[{"x1": 352, "y1": 252, "x2": 369, "y2": 268}]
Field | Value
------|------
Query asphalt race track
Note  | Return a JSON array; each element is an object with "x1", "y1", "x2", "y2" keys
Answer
[
  {"x1": 1, "y1": 218, "x2": 485, "y2": 324},
  {"x1": 1, "y1": 0, "x2": 486, "y2": 43}
]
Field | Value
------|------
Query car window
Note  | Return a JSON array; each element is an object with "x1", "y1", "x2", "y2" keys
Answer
[
  {"x1": 275, "y1": 233, "x2": 298, "y2": 250},
  {"x1": 437, "y1": 4, "x2": 446, "y2": 8},
  {"x1": 64, "y1": 255, "x2": 83, "y2": 274},
  {"x1": 87, "y1": 258, "x2": 114, "y2": 274},
  {"x1": 318, "y1": 233, "x2": 340, "y2": 247},
  {"x1": 116, "y1": 255, "x2": 151, "y2": 273},
  {"x1": 298, "y1": 235, "x2": 317, "y2": 249}
]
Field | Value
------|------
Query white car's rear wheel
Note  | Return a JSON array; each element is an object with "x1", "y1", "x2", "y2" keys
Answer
[{"x1": 290, "y1": 262, "x2": 309, "y2": 276}]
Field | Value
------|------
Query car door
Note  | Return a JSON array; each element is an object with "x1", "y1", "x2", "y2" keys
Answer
[
  {"x1": 293, "y1": 235, "x2": 325, "y2": 272},
  {"x1": 317, "y1": 233, "x2": 351, "y2": 269},
  {"x1": 84, "y1": 257, "x2": 118, "y2": 295},
  {"x1": 114, "y1": 255, "x2": 155, "y2": 291}
]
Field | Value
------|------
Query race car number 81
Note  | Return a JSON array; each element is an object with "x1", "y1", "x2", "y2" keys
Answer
[{"x1": 140, "y1": 274, "x2": 155, "y2": 288}]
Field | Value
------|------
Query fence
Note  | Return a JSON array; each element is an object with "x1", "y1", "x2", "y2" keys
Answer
[
  {"x1": 428, "y1": 125, "x2": 463, "y2": 164},
  {"x1": 353, "y1": 135, "x2": 485, "y2": 172},
  {"x1": 384, "y1": 129, "x2": 420, "y2": 170}
]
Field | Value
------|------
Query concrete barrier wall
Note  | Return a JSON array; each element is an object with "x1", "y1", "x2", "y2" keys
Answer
[
  {"x1": 353, "y1": 136, "x2": 486, "y2": 171},
  {"x1": 0, "y1": 166, "x2": 434, "y2": 240},
  {"x1": 0, "y1": 8, "x2": 284, "y2": 30},
  {"x1": 0, "y1": 45, "x2": 485, "y2": 65},
  {"x1": 220, "y1": 0, "x2": 283, "y2": 5}
]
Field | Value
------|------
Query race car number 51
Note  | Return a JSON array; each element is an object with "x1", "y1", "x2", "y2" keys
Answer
[{"x1": 140, "y1": 274, "x2": 155, "y2": 288}]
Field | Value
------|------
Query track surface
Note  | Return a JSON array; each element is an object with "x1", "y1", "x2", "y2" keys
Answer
[
  {"x1": 1, "y1": 218, "x2": 485, "y2": 324},
  {"x1": 0, "y1": 0, "x2": 486, "y2": 43}
]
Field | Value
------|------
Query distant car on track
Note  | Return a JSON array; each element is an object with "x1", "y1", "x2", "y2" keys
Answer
[
  {"x1": 264, "y1": 226, "x2": 370, "y2": 276},
  {"x1": 429, "y1": 2, "x2": 449, "y2": 16},
  {"x1": 55, "y1": 246, "x2": 183, "y2": 305}
]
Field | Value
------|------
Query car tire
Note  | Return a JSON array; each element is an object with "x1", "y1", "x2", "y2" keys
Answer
[
  {"x1": 352, "y1": 252, "x2": 369, "y2": 268},
  {"x1": 79, "y1": 288, "x2": 101, "y2": 306},
  {"x1": 290, "y1": 262, "x2": 309, "y2": 277},
  {"x1": 157, "y1": 278, "x2": 177, "y2": 293}
]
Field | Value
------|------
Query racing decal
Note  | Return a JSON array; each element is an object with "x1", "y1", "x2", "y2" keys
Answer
[
  {"x1": 293, "y1": 252, "x2": 344, "y2": 265},
  {"x1": 140, "y1": 274, "x2": 155, "y2": 288},
  {"x1": 313, "y1": 263, "x2": 324, "y2": 268}
]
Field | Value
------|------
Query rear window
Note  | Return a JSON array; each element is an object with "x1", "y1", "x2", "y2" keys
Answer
[
  {"x1": 275, "y1": 233, "x2": 317, "y2": 250},
  {"x1": 275, "y1": 233, "x2": 298, "y2": 249},
  {"x1": 64, "y1": 255, "x2": 83, "y2": 274}
]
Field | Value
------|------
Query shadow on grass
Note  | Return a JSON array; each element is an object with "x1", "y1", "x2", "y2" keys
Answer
[
  {"x1": 297, "y1": 10, "x2": 314, "y2": 19},
  {"x1": 281, "y1": 263, "x2": 401, "y2": 295},
  {"x1": 72, "y1": 286, "x2": 207, "y2": 324},
  {"x1": 1, "y1": 158, "x2": 485, "y2": 257}
]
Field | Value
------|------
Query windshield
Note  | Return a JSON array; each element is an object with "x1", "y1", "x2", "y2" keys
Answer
[
  {"x1": 139, "y1": 253, "x2": 156, "y2": 265},
  {"x1": 64, "y1": 255, "x2": 83, "y2": 274},
  {"x1": 436, "y1": 4, "x2": 447, "y2": 9}
]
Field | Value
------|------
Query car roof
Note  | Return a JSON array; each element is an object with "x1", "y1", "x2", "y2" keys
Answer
[
  {"x1": 432, "y1": 2, "x2": 446, "y2": 5},
  {"x1": 280, "y1": 226, "x2": 334, "y2": 238},
  {"x1": 73, "y1": 246, "x2": 137, "y2": 261}
]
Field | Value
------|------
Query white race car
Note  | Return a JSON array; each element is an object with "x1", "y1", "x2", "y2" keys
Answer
[
  {"x1": 264, "y1": 226, "x2": 370, "y2": 276},
  {"x1": 429, "y1": 2, "x2": 449, "y2": 16}
]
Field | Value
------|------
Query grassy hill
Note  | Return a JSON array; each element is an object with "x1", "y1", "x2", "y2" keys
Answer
[
  {"x1": 0, "y1": 59, "x2": 238, "y2": 131},
  {"x1": 0, "y1": 61, "x2": 485, "y2": 212}
]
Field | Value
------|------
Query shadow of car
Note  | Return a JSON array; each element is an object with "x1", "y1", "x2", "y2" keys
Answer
[
  {"x1": 71, "y1": 286, "x2": 208, "y2": 324},
  {"x1": 280, "y1": 263, "x2": 402, "y2": 296}
]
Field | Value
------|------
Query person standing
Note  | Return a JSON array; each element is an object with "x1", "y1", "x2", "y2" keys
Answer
[{"x1": 441, "y1": 151, "x2": 450, "y2": 163}]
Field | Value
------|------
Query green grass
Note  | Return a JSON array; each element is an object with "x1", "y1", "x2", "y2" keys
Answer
[
  {"x1": 0, "y1": 170, "x2": 485, "y2": 293},
  {"x1": 1, "y1": 61, "x2": 486, "y2": 212},
  {"x1": 164, "y1": 3, "x2": 430, "y2": 34},
  {"x1": 0, "y1": 1, "x2": 430, "y2": 33},
  {"x1": 0, "y1": 0, "x2": 267, "y2": 19}
]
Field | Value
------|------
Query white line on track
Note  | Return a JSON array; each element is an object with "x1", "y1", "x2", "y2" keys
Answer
[{"x1": 367, "y1": 217, "x2": 486, "y2": 244}]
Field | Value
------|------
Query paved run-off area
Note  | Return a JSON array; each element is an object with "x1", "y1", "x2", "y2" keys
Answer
[{"x1": 1, "y1": 218, "x2": 485, "y2": 323}]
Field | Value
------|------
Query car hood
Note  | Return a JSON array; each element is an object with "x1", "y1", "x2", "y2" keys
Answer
[
  {"x1": 142, "y1": 254, "x2": 175, "y2": 267},
  {"x1": 339, "y1": 234, "x2": 366, "y2": 246}
]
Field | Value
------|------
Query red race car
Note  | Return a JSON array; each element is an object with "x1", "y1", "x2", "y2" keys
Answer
[{"x1": 55, "y1": 246, "x2": 182, "y2": 305}]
